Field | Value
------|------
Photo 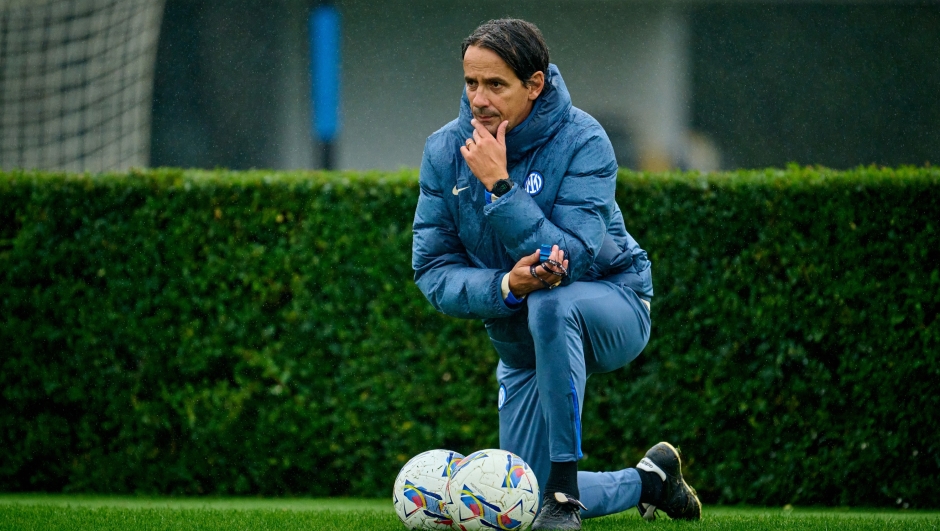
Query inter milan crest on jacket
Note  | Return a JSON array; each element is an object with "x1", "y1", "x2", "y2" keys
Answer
[{"x1": 524, "y1": 171, "x2": 544, "y2": 196}]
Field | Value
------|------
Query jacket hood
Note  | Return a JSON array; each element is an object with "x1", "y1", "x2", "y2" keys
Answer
[{"x1": 458, "y1": 63, "x2": 572, "y2": 164}]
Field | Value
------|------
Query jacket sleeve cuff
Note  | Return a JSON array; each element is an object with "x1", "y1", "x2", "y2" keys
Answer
[{"x1": 500, "y1": 273, "x2": 526, "y2": 307}]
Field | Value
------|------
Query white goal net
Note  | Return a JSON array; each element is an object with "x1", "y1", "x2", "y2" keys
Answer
[{"x1": 0, "y1": 0, "x2": 165, "y2": 172}]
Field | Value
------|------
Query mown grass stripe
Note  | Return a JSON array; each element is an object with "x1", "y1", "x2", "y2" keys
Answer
[{"x1": 0, "y1": 498, "x2": 937, "y2": 531}]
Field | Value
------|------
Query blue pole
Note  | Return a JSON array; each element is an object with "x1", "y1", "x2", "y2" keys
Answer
[{"x1": 309, "y1": 4, "x2": 341, "y2": 169}]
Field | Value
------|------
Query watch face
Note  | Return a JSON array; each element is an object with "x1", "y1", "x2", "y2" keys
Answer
[{"x1": 494, "y1": 180, "x2": 512, "y2": 196}]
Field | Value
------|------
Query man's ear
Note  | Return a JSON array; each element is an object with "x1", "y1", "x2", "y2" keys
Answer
[{"x1": 526, "y1": 71, "x2": 545, "y2": 101}]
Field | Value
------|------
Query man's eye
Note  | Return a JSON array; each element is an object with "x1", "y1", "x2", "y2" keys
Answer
[{"x1": 492, "y1": 82, "x2": 501, "y2": 88}]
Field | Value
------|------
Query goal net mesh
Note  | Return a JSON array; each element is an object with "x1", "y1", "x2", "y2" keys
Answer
[{"x1": 0, "y1": 0, "x2": 164, "y2": 172}]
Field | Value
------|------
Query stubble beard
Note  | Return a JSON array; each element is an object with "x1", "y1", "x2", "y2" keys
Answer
[{"x1": 472, "y1": 107, "x2": 502, "y2": 136}]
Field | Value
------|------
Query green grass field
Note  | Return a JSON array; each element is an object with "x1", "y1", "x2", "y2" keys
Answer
[{"x1": 0, "y1": 495, "x2": 936, "y2": 531}]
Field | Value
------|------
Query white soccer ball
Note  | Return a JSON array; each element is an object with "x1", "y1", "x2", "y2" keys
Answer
[
  {"x1": 444, "y1": 449, "x2": 540, "y2": 531},
  {"x1": 393, "y1": 449, "x2": 465, "y2": 530}
]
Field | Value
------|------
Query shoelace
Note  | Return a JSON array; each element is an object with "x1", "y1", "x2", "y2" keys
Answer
[{"x1": 544, "y1": 499, "x2": 580, "y2": 519}]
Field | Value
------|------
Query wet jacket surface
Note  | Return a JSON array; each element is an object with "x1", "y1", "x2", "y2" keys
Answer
[{"x1": 412, "y1": 64, "x2": 653, "y2": 323}]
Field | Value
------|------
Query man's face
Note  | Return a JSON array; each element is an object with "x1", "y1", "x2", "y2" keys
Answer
[{"x1": 463, "y1": 45, "x2": 544, "y2": 137}]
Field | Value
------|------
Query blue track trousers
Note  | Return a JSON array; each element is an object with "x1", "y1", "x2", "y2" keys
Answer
[{"x1": 490, "y1": 279, "x2": 650, "y2": 518}]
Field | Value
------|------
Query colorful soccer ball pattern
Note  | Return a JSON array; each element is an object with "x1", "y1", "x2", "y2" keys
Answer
[
  {"x1": 444, "y1": 449, "x2": 540, "y2": 531},
  {"x1": 393, "y1": 449, "x2": 465, "y2": 530}
]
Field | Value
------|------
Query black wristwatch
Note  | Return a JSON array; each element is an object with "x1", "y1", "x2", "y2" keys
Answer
[{"x1": 491, "y1": 178, "x2": 513, "y2": 197}]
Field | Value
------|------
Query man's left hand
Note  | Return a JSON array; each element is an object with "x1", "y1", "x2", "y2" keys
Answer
[
  {"x1": 508, "y1": 245, "x2": 570, "y2": 297},
  {"x1": 460, "y1": 119, "x2": 509, "y2": 190}
]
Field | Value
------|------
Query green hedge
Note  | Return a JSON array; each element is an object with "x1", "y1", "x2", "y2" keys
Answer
[{"x1": 1, "y1": 167, "x2": 938, "y2": 507}]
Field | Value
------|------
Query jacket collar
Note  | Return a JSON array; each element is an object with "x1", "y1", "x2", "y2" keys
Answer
[{"x1": 458, "y1": 63, "x2": 572, "y2": 164}]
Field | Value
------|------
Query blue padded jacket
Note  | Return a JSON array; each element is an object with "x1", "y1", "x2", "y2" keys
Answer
[{"x1": 412, "y1": 64, "x2": 652, "y2": 321}]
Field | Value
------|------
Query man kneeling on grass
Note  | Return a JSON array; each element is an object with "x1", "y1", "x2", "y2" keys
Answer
[{"x1": 411, "y1": 18, "x2": 702, "y2": 529}]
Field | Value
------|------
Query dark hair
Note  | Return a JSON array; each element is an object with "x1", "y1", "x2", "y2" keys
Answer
[{"x1": 461, "y1": 19, "x2": 550, "y2": 87}]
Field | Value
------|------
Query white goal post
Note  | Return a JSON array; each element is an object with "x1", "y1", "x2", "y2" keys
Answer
[{"x1": 0, "y1": 0, "x2": 165, "y2": 172}]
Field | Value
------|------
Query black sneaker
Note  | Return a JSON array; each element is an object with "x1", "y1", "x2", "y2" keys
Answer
[
  {"x1": 636, "y1": 442, "x2": 702, "y2": 521},
  {"x1": 531, "y1": 492, "x2": 586, "y2": 530}
]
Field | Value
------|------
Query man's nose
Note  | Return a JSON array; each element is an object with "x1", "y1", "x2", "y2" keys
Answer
[{"x1": 471, "y1": 90, "x2": 489, "y2": 109}]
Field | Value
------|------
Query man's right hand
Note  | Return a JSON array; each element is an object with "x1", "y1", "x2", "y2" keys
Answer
[{"x1": 508, "y1": 245, "x2": 570, "y2": 297}]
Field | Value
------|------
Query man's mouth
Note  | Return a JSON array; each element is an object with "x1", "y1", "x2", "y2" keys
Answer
[{"x1": 473, "y1": 111, "x2": 499, "y2": 123}]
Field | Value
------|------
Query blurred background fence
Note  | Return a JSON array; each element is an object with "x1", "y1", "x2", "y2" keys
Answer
[
  {"x1": 0, "y1": 0, "x2": 164, "y2": 172},
  {"x1": 2, "y1": 0, "x2": 938, "y2": 173}
]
